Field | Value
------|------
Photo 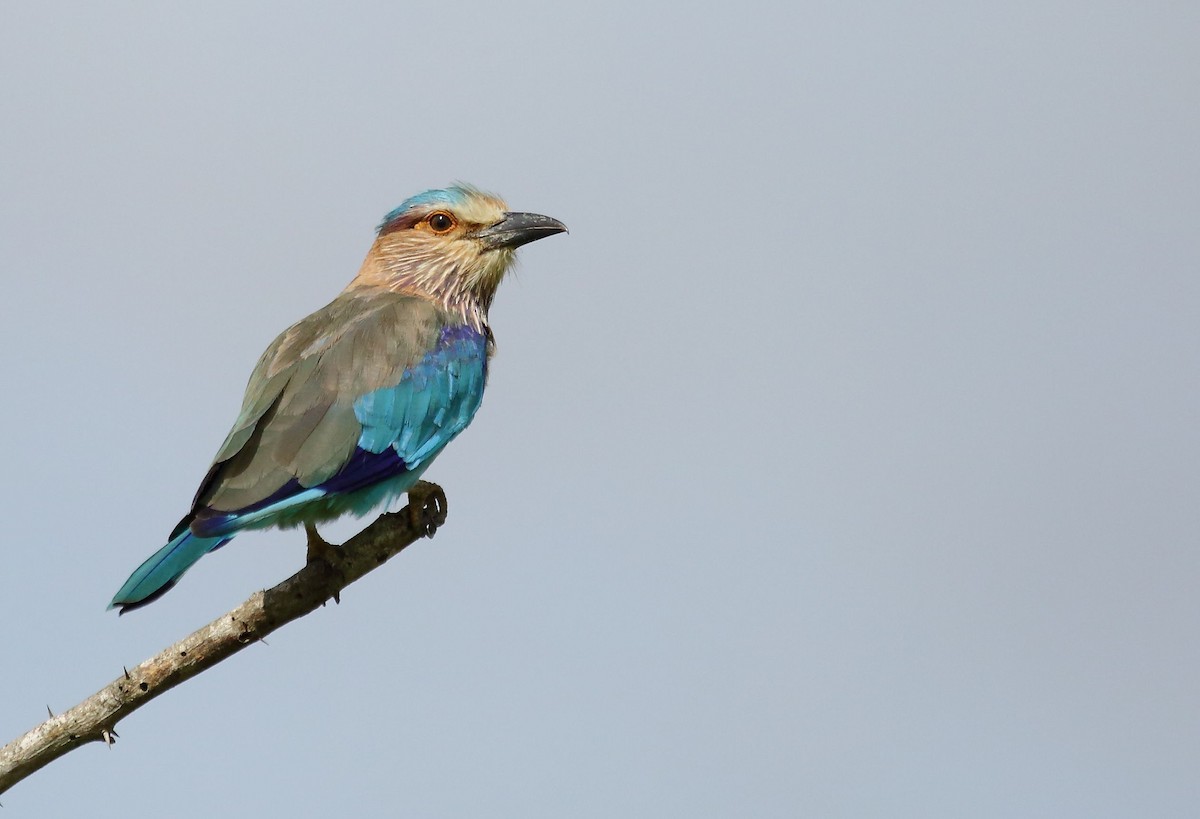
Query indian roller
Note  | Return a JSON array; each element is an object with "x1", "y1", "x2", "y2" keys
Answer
[{"x1": 110, "y1": 185, "x2": 566, "y2": 612}]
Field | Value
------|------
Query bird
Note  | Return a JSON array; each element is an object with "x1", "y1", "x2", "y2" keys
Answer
[{"x1": 109, "y1": 184, "x2": 566, "y2": 613}]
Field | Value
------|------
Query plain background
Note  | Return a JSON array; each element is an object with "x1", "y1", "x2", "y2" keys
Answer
[{"x1": 2, "y1": 2, "x2": 1197, "y2": 816}]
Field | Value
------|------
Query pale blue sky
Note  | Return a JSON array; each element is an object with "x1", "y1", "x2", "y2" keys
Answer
[{"x1": 2, "y1": 2, "x2": 1198, "y2": 816}]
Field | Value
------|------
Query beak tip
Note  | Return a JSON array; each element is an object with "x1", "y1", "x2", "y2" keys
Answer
[{"x1": 479, "y1": 212, "x2": 568, "y2": 249}]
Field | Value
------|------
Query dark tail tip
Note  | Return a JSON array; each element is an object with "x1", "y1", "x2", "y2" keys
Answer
[{"x1": 110, "y1": 579, "x2": 180, "y2": 615}]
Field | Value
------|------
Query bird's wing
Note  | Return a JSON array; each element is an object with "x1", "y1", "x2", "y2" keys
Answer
[{"x1": 183, "y1": 291, "x2": 488, "y2": 537}]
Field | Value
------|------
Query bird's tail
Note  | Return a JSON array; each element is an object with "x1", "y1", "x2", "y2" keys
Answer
[{"x1": 109, "y1": 529, "x2": 231, "y2": 614}]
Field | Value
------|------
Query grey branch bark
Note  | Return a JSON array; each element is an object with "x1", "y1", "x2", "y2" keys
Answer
[{"x1": 0, "y1": 485, "x2": 447, "y2": 796}]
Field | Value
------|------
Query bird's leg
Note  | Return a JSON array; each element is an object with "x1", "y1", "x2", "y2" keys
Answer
[
  {"x1": 305, "y1": 522, "x2": 344, "y2": 604},
  {"x1": 407, "y1": 480, "x2": 448, "y2": 537},
  {"x1": 304, "y1": 522, "x2": 339, "y2": 565}
]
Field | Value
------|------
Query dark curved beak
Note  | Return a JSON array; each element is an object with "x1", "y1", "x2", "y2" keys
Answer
[{"x1": 476, "y1": 212, "x2": 568, "y2": 250}]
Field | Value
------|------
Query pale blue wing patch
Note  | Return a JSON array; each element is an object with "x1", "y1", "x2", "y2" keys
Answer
[{"x1": 353, "y1": 325, "x2": 488, "y2": 470}]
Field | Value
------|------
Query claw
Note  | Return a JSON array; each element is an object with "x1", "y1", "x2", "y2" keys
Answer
[{"x1": 407, "y1": 480, "x2": 448, "y2": 537}]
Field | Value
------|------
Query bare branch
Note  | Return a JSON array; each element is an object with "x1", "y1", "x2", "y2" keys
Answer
[{"x1": 0, "y1": 486, "x2": 446, "y2": 796}]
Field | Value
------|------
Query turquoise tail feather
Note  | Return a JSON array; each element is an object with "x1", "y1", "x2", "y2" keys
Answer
[{"x1": 109, "y1": 530, "x2": 231, "y2": 613}]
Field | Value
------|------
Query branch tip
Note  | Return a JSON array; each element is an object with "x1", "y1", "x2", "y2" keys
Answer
[{"x1": 0, "y1": 497, "x2": 434, "y2": 795}]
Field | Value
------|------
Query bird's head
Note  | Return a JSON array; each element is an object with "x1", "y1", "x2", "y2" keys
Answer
[{"x1": 353, "y1": 184, "x2": 566, "y2": 319}]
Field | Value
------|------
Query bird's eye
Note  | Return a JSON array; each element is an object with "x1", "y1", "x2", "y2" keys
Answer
[{"x1": 427, "y1": 212, "x2": 456, "y2": 233}]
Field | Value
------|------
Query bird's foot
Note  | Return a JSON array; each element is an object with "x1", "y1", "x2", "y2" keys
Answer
[
  {"x1": 407, "y1": 480, "x2": 448, "y2": 537},
  {"x1": 305, "y1": 522, "x2": 344, "y2": 604}
]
